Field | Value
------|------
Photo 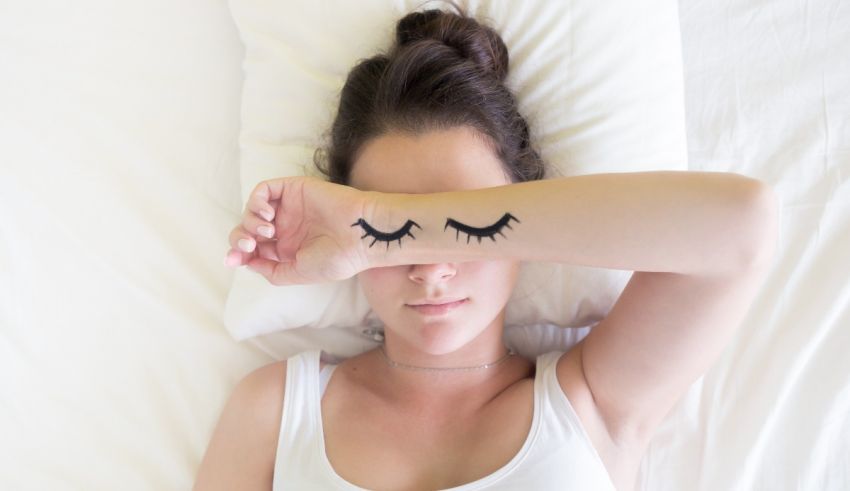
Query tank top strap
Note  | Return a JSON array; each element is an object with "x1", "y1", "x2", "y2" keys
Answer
[
  {"x1": 534, "y1": 350, "x2": 563, "y2": 413},
  {"x1": 534, "y1": 349, "x2": 613, "y2": 480},
  {"x1": 283, "y1": 350, "x2": 322, "y2": 430},
  {"x1": 272, "y1": 350, "x2": 325, "y2": 489},
  {"x1": 319, "y1": 362, "x2": 338, "y2": 398}
]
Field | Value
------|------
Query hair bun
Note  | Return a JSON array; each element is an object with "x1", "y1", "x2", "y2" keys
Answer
[{"x1": 395, "y1": 7, "x2": 509, "y2": 82}]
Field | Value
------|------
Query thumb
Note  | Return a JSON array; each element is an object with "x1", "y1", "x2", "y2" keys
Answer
[{"x1": 245, "y1": 257, "x2": 304, "y2": 286}]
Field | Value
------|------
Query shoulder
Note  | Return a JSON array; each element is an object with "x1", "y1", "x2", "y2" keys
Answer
[
  {"x1": 233, "y1": 360, "x2": 291, "y2": 441},
  {"x1": 239, "y1": 359, "x2": 289, "y2": 407},
  {"x1": 192, "y1": 360, "x2": 289, "y2": 490},
  {"x1": 228, "y1": 360, "x2": 287, "y2": 452},
  {"x1": 222, "y1": 359, "x2": 290, "y2": 444}
]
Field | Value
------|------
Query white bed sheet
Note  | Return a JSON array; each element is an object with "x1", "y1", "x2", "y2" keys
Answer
[
  {"x1": 641, "y1": 2, "x2": 850, "y2": 489},
  {"x1": 1, "y1": 1, "x2": 847, "y2": 490},
  {"x1": 0, "y1": 1, "x2": 266, "y2": 489}
]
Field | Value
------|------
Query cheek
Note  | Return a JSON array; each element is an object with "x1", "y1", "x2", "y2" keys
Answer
[
  {"x1": 464, "y1": 261, "x2": 520, "y2": 298},
  {"x1": 357, "y1": 267, "x2": 406, "y2": 300}
]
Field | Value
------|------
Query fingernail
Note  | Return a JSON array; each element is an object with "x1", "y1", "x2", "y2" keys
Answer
[
  {"x1": 260, "y1": 210, "x2": 273, "y2": 221},
  {"x1": 257, "y1": 225, "x2": 274, "y2": 238},
  {"x1": 238, "y1": 238, "x2": 255, "y2": 253}
]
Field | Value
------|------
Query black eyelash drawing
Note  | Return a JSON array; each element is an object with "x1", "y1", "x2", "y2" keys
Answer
[
  {"x1": 445, "y1": 212, "x2": 520, "y2": 244},
  {"x1": 351, "y1": 218, "x2": 422, "y2": 250}
]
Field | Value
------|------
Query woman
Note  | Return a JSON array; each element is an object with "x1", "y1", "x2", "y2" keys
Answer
[{"x1": 195, "y1": 4, "x2": 778, "y2": 490}]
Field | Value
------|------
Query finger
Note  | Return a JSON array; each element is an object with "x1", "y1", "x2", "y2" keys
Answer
[
  {"x1": 248, "y1": 180, "x2": 286, "y2": 221},
  {"x1": 245, "y1": 256, "x2": 305, "y2": 286},
  {"x1": 240, "y1": 209, "x2": 276, "y2": 241},
  {"x1": 224, "y1": 243, "x2": 275, "y2": 268},
  {"x1": 224, "y1": 248, "x2": 250, "y2": 268},
  {"x1": 228, "y1": 225, "x2": 257, "y2": 254},
  {"x1": 256, "y1": 241, "x2": 280, "y2": 262}
]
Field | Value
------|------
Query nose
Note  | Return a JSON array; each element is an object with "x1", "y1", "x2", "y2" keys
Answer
[{"x1": 407, "y1": 263, "x2": 457, "y2": 284}]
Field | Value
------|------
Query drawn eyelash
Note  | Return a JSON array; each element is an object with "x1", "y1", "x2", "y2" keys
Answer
[
  {"x1": 444, "y1": 213, "x2": 520, "y2": 244},
  {"x1": 351, "y1": 218, "x2": 422, "y2": 250}
]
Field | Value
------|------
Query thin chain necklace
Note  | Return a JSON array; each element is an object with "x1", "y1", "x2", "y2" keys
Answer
[{"x1": 378, "y1": 343, "x2": 515, "y2": 372}]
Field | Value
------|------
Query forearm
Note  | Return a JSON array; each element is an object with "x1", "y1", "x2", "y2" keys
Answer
[{"x1": 360, "y1": 170, "x2": 774, "y2": 276}]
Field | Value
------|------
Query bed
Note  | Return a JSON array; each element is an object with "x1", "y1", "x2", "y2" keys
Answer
[{"x1": 1, "y1": 1, "x2": 848, "y2": 490}]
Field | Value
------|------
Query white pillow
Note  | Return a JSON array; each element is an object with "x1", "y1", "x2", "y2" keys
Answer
[{"x1": 224, "y1": 0, "x2": 688, "y2": 356}]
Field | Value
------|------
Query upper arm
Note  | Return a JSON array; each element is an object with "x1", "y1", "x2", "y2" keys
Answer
[
  {"x1": 193, "y1": 361, "x2": 288, "y2": 491},
  {"x1": 569, "y1": 184, "x2": 779, "y2": 447}
]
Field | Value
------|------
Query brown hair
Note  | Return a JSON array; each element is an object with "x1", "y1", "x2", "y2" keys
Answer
[{"x1": 313, "y1": 0, "x2": 546, "y2": 186}]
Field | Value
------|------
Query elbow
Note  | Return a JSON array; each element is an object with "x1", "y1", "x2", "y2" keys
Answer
[{"x1": 739, "y1": 180, "x2": 781, "y2": 271}]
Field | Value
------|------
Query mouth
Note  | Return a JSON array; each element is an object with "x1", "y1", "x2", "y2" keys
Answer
[{"x1": 405, "y1": 298, "x2": 468, "y2": 316}]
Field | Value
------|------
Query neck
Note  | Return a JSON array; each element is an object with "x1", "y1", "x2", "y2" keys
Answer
[
  {"x1": 379, "y1": 343, "x2": 514, "y2": 372},
  {"x1": 369, "y1": 333, "x2": 522, "y2": 405}
]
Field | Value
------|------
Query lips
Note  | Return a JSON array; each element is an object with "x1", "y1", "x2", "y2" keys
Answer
[
  {"x1": 407, "y1": 297, "x2": 467, "y2": 306},
  {"x1": 406, "y1": 298, "x2": 468, "y2": 315}
]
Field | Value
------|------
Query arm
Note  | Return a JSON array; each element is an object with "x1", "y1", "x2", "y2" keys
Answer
[
  {"x1": 362, "y1": 170, "x2": 779, "y2": 447},
  {"x1": 362, "y1": 170, "x2": 775, "y2": 275}
]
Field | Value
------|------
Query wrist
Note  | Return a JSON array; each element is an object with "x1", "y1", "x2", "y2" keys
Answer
[
  {"x1": 358, "y1": 190, "x2": 412, "y2": 269},
  {"x1": 360, "y1": 190, "x2": 453, "y2": 269}
]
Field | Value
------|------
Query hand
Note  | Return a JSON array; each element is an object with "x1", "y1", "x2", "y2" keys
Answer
[{"x1": 225, "y1": 175, "x2": 374, "y2": 285}]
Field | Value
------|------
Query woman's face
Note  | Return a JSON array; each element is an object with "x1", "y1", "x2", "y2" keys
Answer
[{"x1": 348, "y1": 126, "x2": 521, "y2": 354}]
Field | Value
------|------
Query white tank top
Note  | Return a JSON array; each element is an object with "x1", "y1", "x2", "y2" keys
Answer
[{"x1": 272, "y1": 349, "x2": 617, "y2": 490}]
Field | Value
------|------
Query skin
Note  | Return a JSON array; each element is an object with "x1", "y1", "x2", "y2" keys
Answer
[
  {"x1": 206, "y1": 123, "x2": 777, "y2": 490},
  {"x1": 345, "y1": 125, "x2": 535, "y2": 407}
]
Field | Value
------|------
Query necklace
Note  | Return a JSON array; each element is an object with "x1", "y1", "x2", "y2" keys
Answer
[{"x1": 378, "y1": 343, "x2": 515, "y2": 372}]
